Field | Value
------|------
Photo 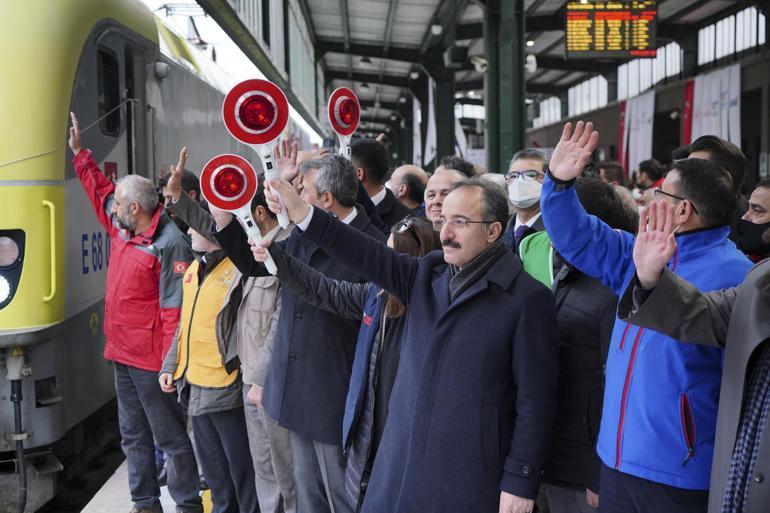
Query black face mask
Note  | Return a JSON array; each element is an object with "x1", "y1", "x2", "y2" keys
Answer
[{"x1": 735, "y1": 218, "x2": 770, "y2": 256}]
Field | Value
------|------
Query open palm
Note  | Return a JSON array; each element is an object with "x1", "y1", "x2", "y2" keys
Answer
[
  {"x1": 549, "y1": 121, "x2": 599, "y2": 181},
  {"x1": 633, "y1": 200, "x2": 678, "y2": 289}
]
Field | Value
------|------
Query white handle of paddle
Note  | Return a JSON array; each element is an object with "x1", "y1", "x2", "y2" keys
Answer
[
  {"x1": 338, "y1": 134, "x2": 352, "y2": 161},
  {"x1": 235, "y1": 206, "x2": 277, "y2": 275},
  {"x1": 257, "y1": 147, "x2": 290, "y2": 229}
]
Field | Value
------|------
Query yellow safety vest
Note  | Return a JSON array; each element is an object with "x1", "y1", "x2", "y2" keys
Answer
[{"x1": 173, "y1": 257, "x2": 239, "y2": 388}]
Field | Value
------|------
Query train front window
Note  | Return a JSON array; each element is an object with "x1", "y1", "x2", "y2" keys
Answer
[{"x1": 97, "y1": 47, "x2": 120, "y2": 136}]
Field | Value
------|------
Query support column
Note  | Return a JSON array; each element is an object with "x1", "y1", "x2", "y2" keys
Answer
[
  {"x1": 498, "y1": 0, "x2": 526, "y2": 167},
  {"x1": 484, "y1": 0, "x2": 501, "y2": 173},
  {"x1": 434, "y1": 75, "x2": 456, "y2": 159}
]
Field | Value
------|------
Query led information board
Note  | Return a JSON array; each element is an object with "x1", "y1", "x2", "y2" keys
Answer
[{"x1": 566, "y1": 1, "x2": 657, "y2": 58}]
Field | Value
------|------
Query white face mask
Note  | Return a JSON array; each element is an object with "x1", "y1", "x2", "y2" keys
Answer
[{"x1": 508, "y1": 177, "x2": 542, "y2": 208}]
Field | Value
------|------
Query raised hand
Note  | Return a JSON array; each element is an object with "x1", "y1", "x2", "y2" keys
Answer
[
  {"x1": 69, "y1": 112, "x2": 82, "y2": 156},
  {"x1": 166, "y1": 147, "x2": 188, "y2": 201},
  {"x1": 264, "y1": 178, "x2": 310, "y2": 224},
  {"x1": 250, "y1": 238, "x2": 273, "y2": 264},
  {"x1": 549, "y1": 121, "x2": 599, "y2": 181},
  {"x1": 274, "y1": 139, "x2": 299, "y2": 182},
  {"x1": 209, "y1": 204, "x2": 234, "y2": 230},
  {"x1": 633, "y1": 200, "x2": 678, "y2": 289}
]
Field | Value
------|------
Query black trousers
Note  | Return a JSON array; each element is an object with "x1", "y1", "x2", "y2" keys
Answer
[
  {"x1": 192, "y1": 407, "x2": 259, "y2": 513},
  {"x1": 599, "y1": 464, "x2": 708, "y2": 513}
]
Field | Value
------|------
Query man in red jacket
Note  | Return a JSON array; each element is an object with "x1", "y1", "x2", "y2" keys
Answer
[{"x1": 69, "y1": 114, "x2": 201, "y2": 513}]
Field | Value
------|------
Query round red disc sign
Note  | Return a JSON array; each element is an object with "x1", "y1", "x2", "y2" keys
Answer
[
  {"x1": 328, "y1": 87, "x2": 360, "y2": 136},
  {"x1": 200, "y1": 154, "x2": 258, "y2": 211},
  {"x1": 223, "y1": 79, "x2": 289, "y2": 145}
]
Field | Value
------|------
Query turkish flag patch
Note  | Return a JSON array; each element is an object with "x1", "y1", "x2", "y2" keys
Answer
[
  {"x1": 173, "y1": 261, "x2": 189, "y2": 274},
  {"x1": 363, "y1": 313, "x2": 373, "y2": 326}
]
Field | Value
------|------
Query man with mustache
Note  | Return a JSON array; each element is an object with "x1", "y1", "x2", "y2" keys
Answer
[
  {"x1": 258, "y1": 175, "x2": 559, "y2": 513},
  {"x1": 619, "y1": 199, "x2": 770, "y2": 513},
  {"x1": 69, "y1": 114, "x2": 200, "y2": 513}
]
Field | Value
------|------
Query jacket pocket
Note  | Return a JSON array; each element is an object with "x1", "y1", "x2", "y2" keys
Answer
[
  {"x1": 679, "y1": 393, "x2": 697, "y2": 465},
  {"x1": 482, "y1": 404, "x2": 501, "y2": 469}
]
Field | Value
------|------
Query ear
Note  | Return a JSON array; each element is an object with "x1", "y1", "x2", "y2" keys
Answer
[
  {"x1": 188, "y1": 190, "x2": 198, "y2": 201},
  {"x1": 253, "y1": 205, "x2": 266, "y2": 222},
  {"x1": 356, "y1": 167, "x2": 365, "y2": 182},
  {"x1": 487, "y1": 221, "x2": 503, "y2": 243},
  {"x1": 321, "y1": 191, "x2": 335, "y2": 210}
]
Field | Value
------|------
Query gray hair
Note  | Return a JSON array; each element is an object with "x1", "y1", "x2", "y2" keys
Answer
[
  {"x1": 449, "y1": 177, "x2": 509, "y2": 238},
  {"x1": 511, "y1": 148, "x2": 549, "y2": 169},
  {"x1": 298, "y1": 155, "x2": 358, "y2": 208},
  {"x1": 117, "y1": 174, "x2": 159, "y2": 214}
]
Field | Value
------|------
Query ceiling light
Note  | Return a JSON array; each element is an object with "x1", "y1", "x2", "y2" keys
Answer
[
  {"x1": 431, "y1": 24, "x2": 443, "y2": 36},
  {"x1": 374, "y1": 100, "x2": 381, "y2": 108},
  {"x1": 398, "y1": 96, "x2": 407, "y2": 104},
  {"x1": 526, "y1": 40, "x2": 535, "y2": 47},
  {"x1": 390, "y1": 114, "x2": 398, "y2": 121},
  {"x1": 410, "y1": 71, "x2": 420, "y2": 80},
  {"x1": 468, "y1": 90, "x2": 476, "y2": 97},
  {"x1": 525, "y1": 98, "x2": 534, "y2": 104}
]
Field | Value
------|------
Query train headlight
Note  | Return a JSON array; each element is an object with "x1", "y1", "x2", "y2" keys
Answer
[
  {"x1": 0, "y1": 236, "x2": 20, "y2": 267},
  {"x1": 0, "y1": 275, "x2": 10, "y2": 303}
]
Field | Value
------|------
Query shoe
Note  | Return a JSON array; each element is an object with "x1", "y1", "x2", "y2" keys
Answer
[
  {"x1": 157, "y1": 466, "x2": 168, "y2": 487},
  {"x1": 130, "y1": 504, "x2": 163, "y2": 513}
]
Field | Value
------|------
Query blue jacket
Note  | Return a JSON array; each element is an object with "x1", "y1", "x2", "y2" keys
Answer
[
  {"x1": 541, "y1": 174, "x2": 752, "y2": 490},
  {"x1": 299, "y1": 209, "x2": 559, "y2": 511}
]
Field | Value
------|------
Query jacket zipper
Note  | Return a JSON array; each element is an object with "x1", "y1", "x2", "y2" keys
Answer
[
  {"x1": 680, "y1": 393, "x2": 696, "y2": 465},
  {"x1": 615, "y1": 251, "x2": 678, "y2": 469},
  {"x1": 615, "y1": 325, "x2": 645, "y2": 469}
]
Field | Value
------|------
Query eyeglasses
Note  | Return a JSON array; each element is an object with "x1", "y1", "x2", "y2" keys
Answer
[
  {"x1": 433, "y1": 217, "x2": 491, "y2": 231},
  {"x1": 505, "y1": 170, "x2": 543, "y2": 182},
  {"x1": 652, "y1": 188, "x2": 699, "y2": 215}
]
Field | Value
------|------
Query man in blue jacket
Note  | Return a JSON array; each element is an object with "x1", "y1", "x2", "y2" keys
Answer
[
  {"x1": 541, "y1": 122, "x2": 752, "y2": 513},
  {"x1": 261, "y1": 176, "x2": 559, "y2": 513}
]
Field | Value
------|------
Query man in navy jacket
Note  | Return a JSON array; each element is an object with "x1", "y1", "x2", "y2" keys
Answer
[
  {"x1": 214, "y1": 155, "x2": 385, "y2": 513},
  {"x1": 261, "y1": 176, "x2": 559, "y2": 513},
  {"x1": 540, "y1": 122, "x2": 752, "y2": 513}
]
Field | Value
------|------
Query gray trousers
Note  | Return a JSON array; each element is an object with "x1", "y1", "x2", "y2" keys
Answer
[
  {"x1": 290, "y1": 431, "x2": 354, "y2": 513},
  {"x1": 545, "y1": 484, "x2": 597, "y2": 513},
  {"x1": 243, "y1": 385, "x2": 296, "y2": 513},
  {"x1": 114, "y1": 363, "x2": 202, "y2": 513}
]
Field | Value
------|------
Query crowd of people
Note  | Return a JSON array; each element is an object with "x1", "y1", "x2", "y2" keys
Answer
[{"x1": 67, "y1": 110, "x2": 770, "y2": 513}]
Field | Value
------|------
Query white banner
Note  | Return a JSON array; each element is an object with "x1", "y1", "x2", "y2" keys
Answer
[
  {"x1": 423, "y1": 77, "x2": 437, "y2": 167},
  {"x1": 624, "y1": 90, "x2": 655, "y2": 174},
  {"x1": 412, "y1": 97, "x2": 422, "y2": 166},
  {"x1": 691, "y1": 63, "x2": 741, "y2": 145}
]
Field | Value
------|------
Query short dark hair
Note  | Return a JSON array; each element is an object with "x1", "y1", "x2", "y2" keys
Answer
[
  {"x1": 638, "y1": 159, "x2": 664, "y2": 182},
  {"x1": 671, "y1": 158, "x2": 736, "y2": 227},
  {"x1": 299, "y1": 155, "x2": 359, "y2": 208},
  {"x1": 599, "y1": 160, "x2": 625, "y2": 185},
  {"x1": 439, "y1": 155, "x2": 475, "y2": 178},
  {"x1": 250, "y1": 175, "x2": 277, "y2": 220},
  {"x1": 671, "y1": 144, "x2": 691, "y2": 161},
  {"x1": 690, "y1": 135, "x2": 747, "y2": 193},
  {"x1": 575, "y1": 177, "x2": 638, "y2": 233},
  {"x1": 351, "y1": 139, "x2": 388, "y2": 185},
  {"x1": 403, "y1": 172, "x2": 425, "y2": 204},
  {"x1": 448, "y1": 177, "x2": 508, "y2": 240},
  {"x1": 511, "y1": 148, "x2": 549, "y2": 169},
  {"x1": 756, "y1": 178, "x2": 770, "y2": 191}
]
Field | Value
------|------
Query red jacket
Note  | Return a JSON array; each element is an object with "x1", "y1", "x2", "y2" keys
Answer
[{"x1": 73, "y1": 150, "x2": 192, "y2": 372}]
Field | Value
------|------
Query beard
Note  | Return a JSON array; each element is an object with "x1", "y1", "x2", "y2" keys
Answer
[{"x1": 113, "y1": 211, "x2": 136, "y2": 233}]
